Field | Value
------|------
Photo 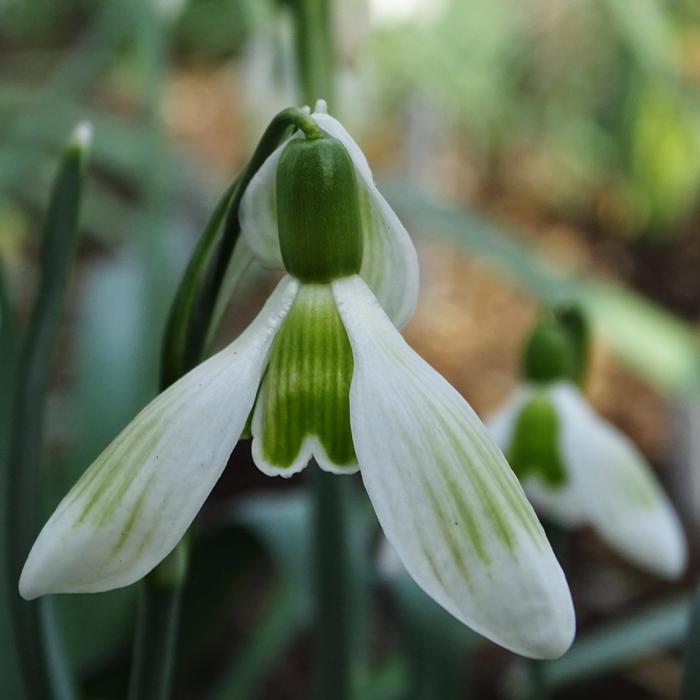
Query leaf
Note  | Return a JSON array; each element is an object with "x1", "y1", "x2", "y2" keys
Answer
[{"x1": 4, "y1": 124, "x2": 91, "y2": 700}]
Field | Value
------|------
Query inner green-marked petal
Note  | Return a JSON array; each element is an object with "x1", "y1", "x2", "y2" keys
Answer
[
  {"x1": 508, "y1": 394, "x2": 567, "y2": 488},
  {"x1": 255, "y1": 283, "x2": 356, "y2": 471}
]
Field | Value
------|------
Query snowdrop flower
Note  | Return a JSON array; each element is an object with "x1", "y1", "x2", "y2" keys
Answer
[
  {"x1": 488, "y1": 310, "x2": 687, "y2": 579},
  {"x1": 20, "y1": 105, "x2": 574, "y2": 659}
]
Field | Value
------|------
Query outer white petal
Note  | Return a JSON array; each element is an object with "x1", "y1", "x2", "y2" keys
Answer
[
  {"x1": 551, "y1": 384, "x2": 687, "y2": 579},
  {"x1": 333, "y1": 276, "x2": 575, "y2": 659},
  {"x1": 313, "y1": 112, "x2": 419, "y2": 329},
  {"x1": 238, "y1": 139, "x2": 290, "y2": 268},
  {"x1": 19, "y1": 277, "x2": 299, "y2": 599}
]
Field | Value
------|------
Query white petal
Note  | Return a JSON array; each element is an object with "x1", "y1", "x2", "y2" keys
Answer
[
  {"x1": 313, "y1": 112, "x2": 419, "y2": 329},
  {"x1": 19, "y1": 277, "x2": 299, "y2": 598},
  {"x1": 238, "y1": 139, "x2": 290, "y2": 268},
  {"x1": 552, "y1": 384, "x2": 687, "y2": 578},
  {"x1": 333, "y1": 276, "x2": 575, "y2": 659}
]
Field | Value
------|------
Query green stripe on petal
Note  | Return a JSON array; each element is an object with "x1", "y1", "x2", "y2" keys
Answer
[
  {"x1": 252, "y1": 283, "x2": 357, "y2": 476},
  {"x1": 333, "y1": 275, "x2": 574, "y2": 660}
]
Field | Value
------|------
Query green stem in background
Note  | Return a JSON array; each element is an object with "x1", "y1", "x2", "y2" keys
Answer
[
  {"x1": 128, "y1": 541, "x2": 189, "y2": 700},
  {"x1": 682, "y1": 585, "x2": 700, "y2": 699},
  {"x1": 290, "y1": 0, "x2": 335, "y2": 107},
  {"x1": 5, "y1": 124, "x2": 91, "y2": 700},
  {"x1": 311, "y1": 465, "x2": 353, "y2": 700}
]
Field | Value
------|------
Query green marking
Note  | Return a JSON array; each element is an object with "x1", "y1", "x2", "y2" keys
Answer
[
  {"x1": 507, "y1": 394, "x2": 567, "y2": 488},
  {"x1": 257, "y1": 284, "x2": 356, "y2": 470},
  {"x1": 111, "y1": 474, "x2": 153, "y2": 554},
  {"x1": 385, "y1": 342, "x2": 539, "y2": 555}
]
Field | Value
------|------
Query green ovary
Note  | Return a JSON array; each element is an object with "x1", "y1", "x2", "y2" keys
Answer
[{"x1": 255, "y1": 283, "x2": 356, "y2": 471}]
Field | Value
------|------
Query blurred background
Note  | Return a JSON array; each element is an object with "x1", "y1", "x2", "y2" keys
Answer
[{"x1": 1, "y1": 0, "x2": 700, "y2": 698}]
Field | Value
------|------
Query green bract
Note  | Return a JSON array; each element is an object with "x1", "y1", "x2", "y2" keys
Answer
[{"x1": 277, "y1": 137, "x2": 363, "y2": 283}]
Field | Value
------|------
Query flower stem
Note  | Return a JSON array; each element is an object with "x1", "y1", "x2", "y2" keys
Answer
[
  {"x1": 311, "y1": 465, "x2": 353, "y2": 700},
  {"x1": 128, "y1": 541, "x2": 188, "y2": 700},
  {"x1": 290, "y1": 0, "x2": 335, "y2": 107}
]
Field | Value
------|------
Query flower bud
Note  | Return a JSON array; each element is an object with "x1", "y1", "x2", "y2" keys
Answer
[{"x1": 276, "y1": 136, "x2": 363, "y2": 282}]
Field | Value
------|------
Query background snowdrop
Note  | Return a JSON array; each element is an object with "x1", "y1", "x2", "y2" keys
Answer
[{"x1": 487, "y1": 308, "x2": 687, "y2": 579}]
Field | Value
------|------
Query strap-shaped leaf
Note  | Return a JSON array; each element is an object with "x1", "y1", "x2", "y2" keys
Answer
[{"x1": 6, "y1": 122, "x2": 91, "y2": 700}]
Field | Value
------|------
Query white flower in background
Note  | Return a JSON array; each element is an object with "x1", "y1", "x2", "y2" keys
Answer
[
  {"x1": 487, "y1": 312, "x2": 687, "y2": 579},
  {"x1": 20, "y1": 104, "x2": 574, "y2": 660}
]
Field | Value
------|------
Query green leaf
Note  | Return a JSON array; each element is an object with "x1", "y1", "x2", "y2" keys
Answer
[{"x1": 5, "y1": 124, "x2": 90, "y2": 700}]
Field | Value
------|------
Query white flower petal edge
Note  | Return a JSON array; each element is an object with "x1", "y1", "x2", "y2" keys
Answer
[
  {"x1": 313, "y1": 112, "x2": 419, "y2": 329},
  {"x1": 551, "y1": 384, "x2": 687, "y2": 579},
  {"x1": 333, "y1": 275, "x2": 575, "y2": 659},
  {"x1": 19, "y1": 277, "x2": 299, "y2": 599}
]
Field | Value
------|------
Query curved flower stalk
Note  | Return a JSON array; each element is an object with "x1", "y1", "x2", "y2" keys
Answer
[
  {"x1": 20, "y1": 107, "x2": 574, "y2": 660},
  {"x1": 487, "y1": 310, "x2": 687, "y2": 579}
]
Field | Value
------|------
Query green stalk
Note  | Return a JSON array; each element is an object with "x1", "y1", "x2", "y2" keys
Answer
[
  {"x1": 291, "y1": 0, "x2": 335, "y2": 107},
  {"x1": 5, "y1": 125, "x2": 90, "y2": 700},
  {"x1": 128, "y1": 542, "x2": 188, "y2": 700},
  {"x1": 311, "y1": 465, "x2": 353, "y2": 700}
]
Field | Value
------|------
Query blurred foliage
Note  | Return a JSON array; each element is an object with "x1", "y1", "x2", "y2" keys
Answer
[{"x1": 369, "y1": 0, "x2": 700, "y2": 239}]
